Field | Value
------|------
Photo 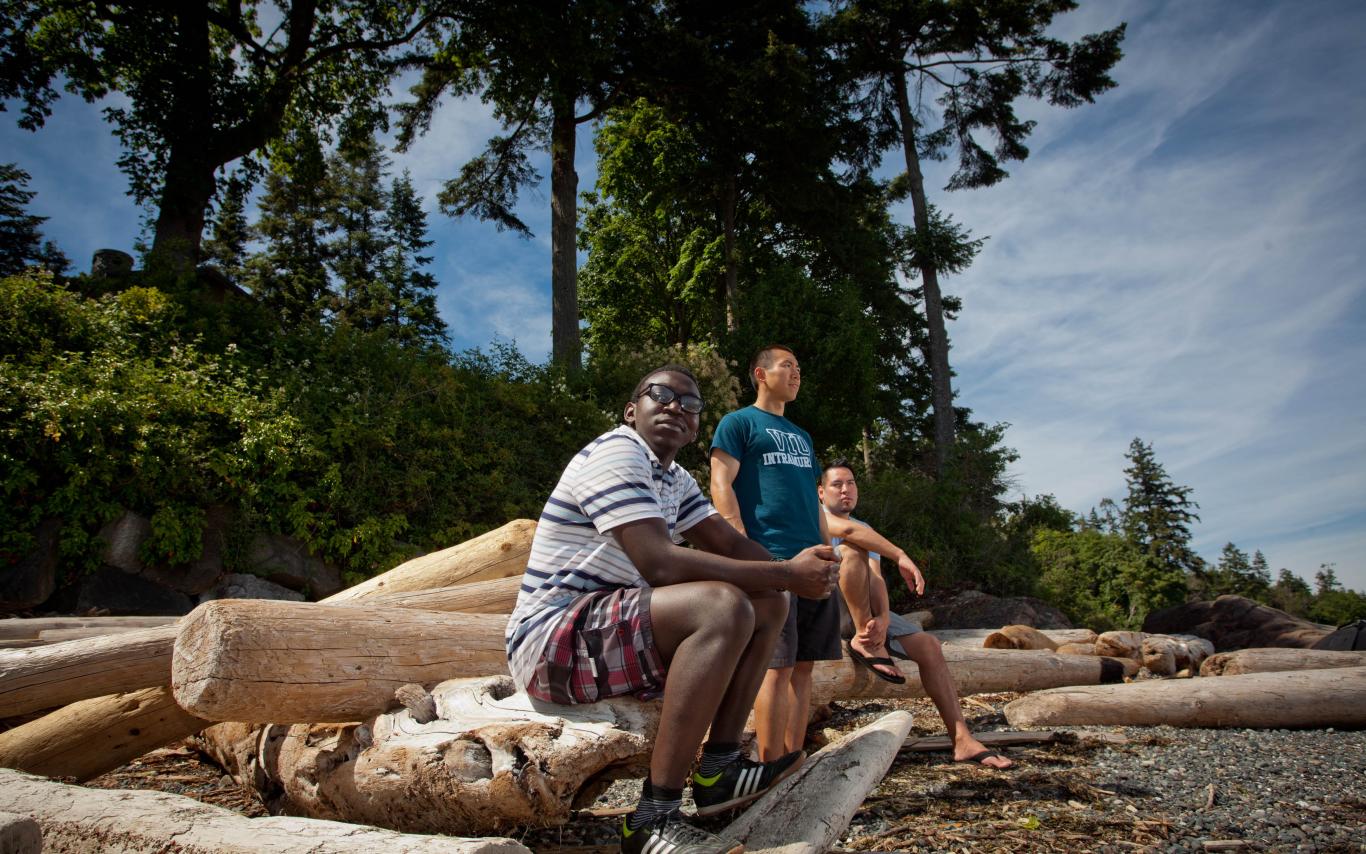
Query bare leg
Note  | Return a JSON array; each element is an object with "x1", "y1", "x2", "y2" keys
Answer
[
  {"x1": 837, "y1": 545, "x2": 897, "y2": 679},
  {"x1": 755, "y1": 666, "x2": 793, "y2": 761},
  {"x1": 899, "y1": 632, "x2": 1013, "y2": 769},
  {"x1": 784, "y1": 661, "x2": 815, "y2": 755},
  {"x1": 708, "y1": 589, "x2": 789, "y2": 742}
]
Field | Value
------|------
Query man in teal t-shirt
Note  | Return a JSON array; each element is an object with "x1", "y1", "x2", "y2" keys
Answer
[{"x1": 711, "y1": 344, "x2": 836, "y2": 762}]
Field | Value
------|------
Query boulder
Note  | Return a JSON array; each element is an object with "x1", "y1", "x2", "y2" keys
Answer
[
  {"x1": 200, "y1": 573, "x2": 306, "y2": 604},
  {"x1": 141, "y1": 505, "x2": 233, "y2": 595},
  {"x1": 929, "y1": 589, "x2": 1072, "y2": 630},
  {"x1": 90, "y1": 249, "x2": 134, "y2": 278},
  {"x1": 1141, "y1": 595, "x2": 1332, "y2": 652},
  {"x1": 75, "y1": 566, "x2": 194, "y2": 616},
  {"x1": 0, "y1": 518, "x2": 60, "y2": 613},
  {"x1": 247, "y1": 534, "x2": 343, "y2": 599},
  {"x1": 99, "y1": 510, "x2": 152, "y2": 575}
]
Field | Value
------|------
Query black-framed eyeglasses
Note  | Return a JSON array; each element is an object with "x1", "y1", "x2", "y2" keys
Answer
[{"x1": 636, "y1": 383, "x2": 705, "y2": 414}]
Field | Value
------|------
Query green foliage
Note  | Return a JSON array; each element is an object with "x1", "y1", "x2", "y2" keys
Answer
[
  {"x1": 1121, "y1": 438, "x2": 1203, "y2": 588},
  {"x1": 1203, "y1": 542, "x2": 1272, "y2": 601},
  {"x1": 202, "y1": 173, "x2": 251, "y2": 282},
  {"x1": 1032, "y1": 528, "x2": 1167, "y2": 631},
  {"x1": 1269, "y1": 567, "x2": 1313, "y2": 617}
]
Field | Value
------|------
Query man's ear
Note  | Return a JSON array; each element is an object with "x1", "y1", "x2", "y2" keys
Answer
[{"x1": 623, "y1": 401, "x2": 637, "y2": 426}]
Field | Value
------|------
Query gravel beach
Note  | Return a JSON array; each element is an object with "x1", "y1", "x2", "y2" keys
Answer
[{"x1": 86, "y1": 692, "x2": 1365, "y2": 853}]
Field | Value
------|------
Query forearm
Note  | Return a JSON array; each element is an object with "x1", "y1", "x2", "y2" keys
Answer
[
  {"x1": 640, "y1": 541, "x2": 792, "y2": 592},
  {"x1": 709, "y1": 480, "x2": 746, "y2": 534},
  {"x1": 835, "y1": 524, "x2": 907, "y2": 564}
]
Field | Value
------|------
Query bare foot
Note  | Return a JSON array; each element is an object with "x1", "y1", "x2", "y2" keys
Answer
[
  {"x1": 848, "y1": 636, "x2": 901, "y2": 681},
  {"x1": 952, "y1": 735, "x2": 1014, "y2": 770}
]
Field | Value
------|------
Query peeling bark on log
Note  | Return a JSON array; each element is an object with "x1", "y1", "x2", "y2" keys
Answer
[
  {"x1": 0, "y1": 624, "x2": 177, "y2": 719},
  {"x1": 326, "y1": 520, "x2": 535, "y2": 602},
  {"x1": 0, "y1": 767, "x2": 529, "y2": 853},
  {"x1": 203, "y1": 676, "x2": 658, "y2": 835},
  {"x1": 722, "y1": 711, "x2": 913, "y2": 854},
  {"x1": 1199, "y1": 648, "x2": 1366, "y2": 676},
  {"x1": 1004, "y1": 666, "x2": 1366, "y2": 729},
  {"x1": 809, "y1": 646, "x2": 1136, "y2": 704},
  {"x1": 0, "y1": 686, "x2": 209, "y2": 781},
  {"x1": 173, "y1": 600, "x2": 509, "y2": 723}
]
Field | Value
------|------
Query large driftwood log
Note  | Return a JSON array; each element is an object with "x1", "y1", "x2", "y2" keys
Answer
[
  {"x1": 1004, "y1": 666, "x2": 1366, "y2": 728},
  {"x1": 0, "y1": 767, "x2": 529, "y2": 853},
  {"x1": 326, "y1": 520, "x2": 535, "y2": 602},
  {"x1": 173, "y1": 600, "x2": 509, "y2": 723},
  {"x1": 723, "y1": 711, "x2": 913, "y2": 854},
  {"x1": 809, "y1": 646, "x2": 1135, "y2": 704},
  {"x1": 1199, "y1": 647, "x2": 1366, "y2": 676},
  {"x1": 203, "y1": 676, "x2": 658, "y2": 835},
  {"x1": 0, "y1": 686, "x2": 209, "y2": 781},
  {"x1": 0, "y1": 624, "x2": 177, "y2": 719},
  {"x1": 933, "y1": 628, "x2": 1099, "y2": 648}
]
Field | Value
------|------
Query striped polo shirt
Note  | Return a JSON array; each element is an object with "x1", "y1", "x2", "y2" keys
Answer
[{"x1": 505, "y1": 425, "x2": 717, "y2": 688}]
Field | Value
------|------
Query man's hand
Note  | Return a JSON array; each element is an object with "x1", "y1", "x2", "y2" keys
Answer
[
  {"x1": 855, "y1": 615, "x2": 890, "y2": 649},
  {"x1": 785, "y1": 544, "x2": 839, "y2": 599},
  {"x1": 897, "y1": 554, "x2": 926, "y2": 596}
]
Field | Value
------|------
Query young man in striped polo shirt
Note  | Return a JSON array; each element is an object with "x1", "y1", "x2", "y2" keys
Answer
[{"x1": 506, "y1": 364, "x2": 839, "y2": 854}]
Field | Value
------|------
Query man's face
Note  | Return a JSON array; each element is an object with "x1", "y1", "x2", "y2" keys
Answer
[
  {"x1": 819, "y1": 466, "x2": 858, "y2": 515},
  {"x1": 624, "y1": 370, "x2": 702, "y2": 457},
  {"x1": 756, "y1": 349, "x2": 801, "y2": 403}
]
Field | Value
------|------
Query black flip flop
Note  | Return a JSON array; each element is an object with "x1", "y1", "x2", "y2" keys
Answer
[
  {"x1": 846, "y1": 642, "x2": 907, "y2": 684},
  {"x1": 954, "y1": 749, "x2": 1013, "y2": 769}
]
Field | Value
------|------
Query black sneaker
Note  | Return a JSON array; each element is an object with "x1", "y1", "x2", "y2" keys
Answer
[
  {"x1": 690, "y1": 749, "x2": 805, "y2": 816},
  {"x1": 620, "y1": 809, "x2": 743, "y2": 854}
]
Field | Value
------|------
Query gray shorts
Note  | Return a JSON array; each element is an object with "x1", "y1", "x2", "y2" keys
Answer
[
  {"x1": 836, "y1": 592, "x2": 922, "y2": 658},
  {"x1": 769, "y1": 592, "x2": 842, "y2": 668}
]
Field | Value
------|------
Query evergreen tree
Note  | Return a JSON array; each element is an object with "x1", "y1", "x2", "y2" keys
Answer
[
  {"x1": 1120, "y1": 438, "x2": 1199, "y2": 607},
  {"x1": 201, "y1": 173, "x2": 250, "y2": 282},
  {"x1": 1270, "y1": 568, "x2": 1313, "y2": 617},
  {"x1": 325, "y1": 135, "x2": 390, "y2": 330},
  {"x1": 1249, "y1": 550, "x2": 1272, "y2": 590},
  {"x1": 0, "y1": 162, "x2": 68, "y2": 275},
  {"x1": 380, "y1": 170, "x2": 447, "y2": 347},
  {"x1": 244, "y1": 128, "x2": 332, "y2": 327},
  {"x1": 1314, "y1": 564, "x2": 1342, "y2": 596},
  {"x1": 1207, "y1": 541, "x2": 1269, "y2": 601}
]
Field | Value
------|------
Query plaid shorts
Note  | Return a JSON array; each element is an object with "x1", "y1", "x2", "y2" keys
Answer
[{"x1": 525, "y1": 586, "x2": 666, "y2": 705}]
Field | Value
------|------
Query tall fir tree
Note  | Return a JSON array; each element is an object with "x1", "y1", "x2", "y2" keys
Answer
[
  {"x1": 1314, "y1": 565, "x2": 1342, "y2": 596},
  {"x1": 325, "y1": 135, "x2": 390, "y2": 330},
  {"x1": 0, "y1": 162, "x2": 68, "y2": 275},
  {"x1": 1121, "y1": 438, "x2": 1200, "y2": 606},
  {"x1": 201, "y1": 172, "x2": 250, "y2": 282},
  {"x1": 1270, "y1": 568, "x2": 1313, "y2": 617},
  {"x1": 244, "y1": 128, "x2": 332, "y2": 327},
  {"x1": 381, "y1": 170, "x2": 447, "y2": 347}
]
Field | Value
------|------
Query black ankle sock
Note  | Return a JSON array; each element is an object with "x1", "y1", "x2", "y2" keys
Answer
[
  {"x1": 627, "y1": 778, "x2": 683, "y2": 829},
  {"x1": 697, "y1": 741, "x2": 742, "y2": 777}
]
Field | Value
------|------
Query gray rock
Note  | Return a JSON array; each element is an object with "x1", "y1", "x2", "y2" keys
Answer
[
  {"x1": 0, "y1": 517, "x2": 60, "y2": 612},
  {"x1": 99, "y1": 510, "x2": 152, "y2": 574},
  {"x1": 140, "y1": 505, "x2": 232, "y2": 595},
  {"x1": 75, "y1": 566, "x2": 193, "y2": 616},
  {"x1": 246, "y1": 533, "x2": 342, "y2": 599},
  {"x1": 199, "y1": 572, "x2": 306, "y2": 603},
  {"x1": 90, "y1": 248, "x2": 134, "y2": 278},
  {"x1": 929, "y1": 589, "x2": 1072, "y2": 629},
  {"x1": 1142, "y1": 595, "x2": 1332, "y2": 651},
  {"x1": 0, "y1": 808, "x2": 41, "y2": 854}
]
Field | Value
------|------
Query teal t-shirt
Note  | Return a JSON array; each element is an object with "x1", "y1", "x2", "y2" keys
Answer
[{"x1": 710, "y1": 405, "x2": 822, "y2": 559}]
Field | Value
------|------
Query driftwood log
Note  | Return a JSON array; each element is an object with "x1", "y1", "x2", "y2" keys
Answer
[
  {"x1": 0, "y1": 686, "x2": 209, "y2": 781},
  {"x1": 0, "y1": 767, "x2": 529, "y2": 853},
  {"x1": 931, "y1": 628, "x2": 1098, "y2": 648},
  {"x1": 1199, "y1": 647, "x2": 1366, "y2": 676},
  {"x1": 173, "y1": 600, "x2": 509, "y2": 723},
  {"x1": 0, "y1": 616, "x2": 179, "y2": 640},
  {"x1": 722, "y1": 711, "x2": 913, "y2": 854},
  {"x1": 326, "y1": 520, "x2": 535, "y2": 602},
  {"x1": 1004, "y1": 666, "x2": 1366, "y2": 728},
  {"x1": 200, "y1": 676, "x2": 658, "y2": 835}
]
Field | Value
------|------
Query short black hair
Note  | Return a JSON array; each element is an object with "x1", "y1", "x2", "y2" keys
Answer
[
  {"x1": 631, "y1": 363, "x2": 700, "y2": 403},
  {"x1": 820, "y1": 458, "x2": 856, "y2": 485},
  {"x1": 748, "y1": 344, "x2": 796, "y2": 390}
]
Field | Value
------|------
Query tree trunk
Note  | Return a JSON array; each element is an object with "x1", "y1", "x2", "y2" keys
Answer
[
  {"x1": 722, "y1": 172, "x2": 739, "y2": 331},
  {"x1": 200, "y1": 676, "x2": 658, "y2": 836},
  {"x1": 1004, "y1": 666, "x2": 1366, "y2": 729},
  {"x1": 550, "y1": 104, "x2": 581, "y2": 372},
  {"x1": 1199, "y1": 648, "x2": 1366, "y2": 677},
  {"x1": 722, "y1": 711, "x2": 912, "y2": 854},
  {"x1": 172, "y1": 601, "x2": 509, "y2": 723},
  {"x1": 894, "y1": 70, "x2": 954, "y2": 474},
  {"x1": 0, "y1": 767, "x2": 529, "y2": 853},
  {"x1": 327, "y1": 519, "x2": 534, "y2": 602},
  {"x1": 0, "y1": 686, "x2": 209, "y2": 782}
]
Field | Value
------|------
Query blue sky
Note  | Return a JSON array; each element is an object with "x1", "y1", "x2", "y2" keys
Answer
[{"x1": 4, "y1": 0, "x2": 1364, "y2": 592}]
